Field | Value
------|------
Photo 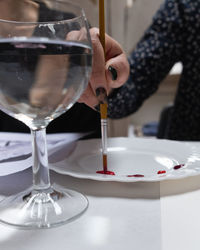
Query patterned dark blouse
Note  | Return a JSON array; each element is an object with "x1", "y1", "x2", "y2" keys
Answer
[{"x1": 108, "y1": 0, "x2": 200, "y2": 141}]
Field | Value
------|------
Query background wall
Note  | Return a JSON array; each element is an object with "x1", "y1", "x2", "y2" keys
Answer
[
  {"x1": 106, "y1": 0, "x2": 164, "y2": 53},
  {"x1": 74, "y1": 0, "x2": 164, "y2": 51}
]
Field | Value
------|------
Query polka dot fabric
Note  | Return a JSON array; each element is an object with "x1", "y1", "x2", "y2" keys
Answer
[{"x1": 107, "y1": 0, "x2": 200, "y2": 141}]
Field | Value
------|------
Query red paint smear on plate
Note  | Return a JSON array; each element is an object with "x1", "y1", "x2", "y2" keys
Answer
[
  {"x1": 96, "y1": 170, "x2": 115, "y2": 175},
  {"x1": 127, "y1": 174, "x2": 144, "y2": 178},
  {"x1": 157, "y1": 170, "x2": 166, "y2": 174},
  {"x1": 174, "y1": 164, "x2": 185, "y2": 170}
]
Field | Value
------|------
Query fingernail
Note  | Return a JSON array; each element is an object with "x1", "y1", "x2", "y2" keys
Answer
[
  {"x1": 95, "y1": 87, "x2": 106, "y2": 97},
  {"x1": 108, "y1": 66, "x2": 118, "y2": 81},
  {"x1": 95, "y1": 87, "x2": 107, "y2": 104}
]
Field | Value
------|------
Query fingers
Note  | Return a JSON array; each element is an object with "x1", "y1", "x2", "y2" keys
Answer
[
  {"x1": 90, "y1": 28, "x2": 130, "y2": 91},
  {"x1": 30, "y1": 54, "x2": 69, "y2": 108},
  {"x1": 78, "y1": 83, "x2": 99, "y2": 109},
  {"x1": 67, "y1": 28, "x2": 108, "y2": 96},
  {"x1": 89, "y1": 28, "x2": 107, "y2": 94},
  {"x1": 79, "y1": 28, "x2": 108, "y2": 109},
  {"x1": 66, "y1": 28, "x2": 88, "y2": 42},
  {"x1": 79, "y1": 28, "x2": 130, "y2": 109}
]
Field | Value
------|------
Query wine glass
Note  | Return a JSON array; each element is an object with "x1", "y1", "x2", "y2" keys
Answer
[{"x1": 0, "y1": 0, "x2": 92, "y2": 229}]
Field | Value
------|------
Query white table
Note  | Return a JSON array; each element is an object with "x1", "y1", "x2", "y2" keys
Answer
[
  {"x1": 0, "y1": 144, "x2": 200, "y2": 250},
  {"x1": 161, "y1": 174, "x2": 200, "y2": 250}
]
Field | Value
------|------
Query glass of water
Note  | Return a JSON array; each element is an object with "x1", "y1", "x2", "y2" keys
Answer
[{"x1": 0, "y1": 0, "x2": 92, "y2": 229}]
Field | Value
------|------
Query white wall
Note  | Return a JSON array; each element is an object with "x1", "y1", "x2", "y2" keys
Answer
[
  {"x1": 74, "y1": 0, "x2": 164, "y2": 53},
  {"x1": 73, "y1": 0, "x2": 99, "y2": 27},
  {"x1": 106, "y1": 0, "x2": 164, "y2": 53}
]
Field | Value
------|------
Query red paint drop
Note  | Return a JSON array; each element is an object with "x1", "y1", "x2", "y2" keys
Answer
[
  {"x1": 127, "y1": 174, "x2": 144, "y2": 177},
  {"x1": 174, "y1": 164, "x2": 185, "y2": 170},
  {"x1": 96, "y1": 170, "x2": 115, "y2": 175},
  {"x1": 157, "y1": 170, "x2": 166, "y2": 174}
]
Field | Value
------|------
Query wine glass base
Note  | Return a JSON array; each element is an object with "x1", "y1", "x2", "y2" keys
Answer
[{"x1": 0, "y1": 184, "x2": 88, "y2": 229}]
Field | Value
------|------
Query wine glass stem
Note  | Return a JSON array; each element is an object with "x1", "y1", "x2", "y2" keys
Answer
[{"x1": 31, "y1": 128, "x2": 51, "y2": 191}]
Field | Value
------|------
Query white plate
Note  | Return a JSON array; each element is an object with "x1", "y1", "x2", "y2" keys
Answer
[{"x1": 50, "y1": 137, "x2": 200, "y2": 182}]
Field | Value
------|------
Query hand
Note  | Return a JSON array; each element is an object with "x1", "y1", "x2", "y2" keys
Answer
[
  {"x1": 78, "y1": 27, "x2": 130, "y2": 109},
  {"x1": 29, "y1": 28, "x2": 88, "y2": 109},
  {"x1": 29, "y1": 53, "x2": 70, "y2": 108}
]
